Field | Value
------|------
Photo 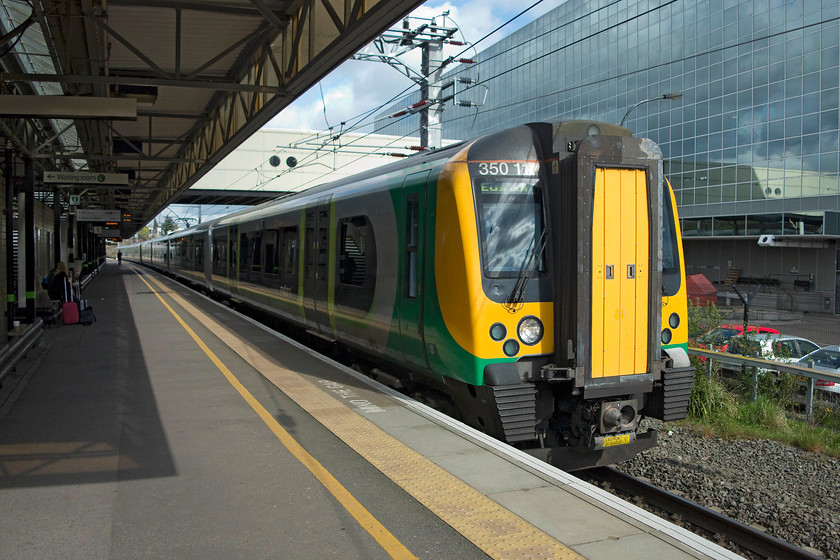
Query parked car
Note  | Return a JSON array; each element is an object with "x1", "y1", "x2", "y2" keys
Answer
[
  {"x1": 726, "y1": 333, "x2": 821, "y2": 371},
  {"x1": 693, "y1": 324, "x2": 781, "y2": 352},
  {"x1": 796, "y1": 346, "x2": 840, "y2": 394}
]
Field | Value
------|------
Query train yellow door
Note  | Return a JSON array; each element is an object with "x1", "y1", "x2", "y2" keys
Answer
[{"x1": 590, "y1": 168, "x2": 650, "y2": 378}]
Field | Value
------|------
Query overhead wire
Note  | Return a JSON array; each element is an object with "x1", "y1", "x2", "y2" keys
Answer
[
  {"x1": 179, "y1": 1, "x2": 556, "y2": 222},
  {"x1": 271, "y1": 1, "x2": 549, "y2": 152}
]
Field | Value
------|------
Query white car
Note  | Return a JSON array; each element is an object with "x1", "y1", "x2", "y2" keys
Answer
[
  {"x1": 796, "y1": 345, "x2": 840, "y2": 394},
  {"x1": 726, "y1": 333, "x2": 820, "y2": 366}
]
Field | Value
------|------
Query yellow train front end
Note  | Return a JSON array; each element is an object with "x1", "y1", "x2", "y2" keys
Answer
[{"x1": 431, "y1": 121, "x2": 692, "y2": 470}]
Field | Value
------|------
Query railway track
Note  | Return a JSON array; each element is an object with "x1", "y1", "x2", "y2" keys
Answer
[{"x1": 581, "y1": 466, "x2": 823, "y2": 560}]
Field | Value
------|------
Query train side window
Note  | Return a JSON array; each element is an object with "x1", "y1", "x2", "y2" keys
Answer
[
  {"x1": 239, "y1": 233, "x2": 250, "y2": 273},
  {"x1": 195, "y1": 239, "x2": 203, "y2": 267},
  {"x1": 212, "y1": 237, "x2": 225, "y2": 269},
  {"x1": 339, "y1": 217, "x2": 368, "y2": 286},
  {"x1": 229, "y1": 237, "x2": 237, "y2": 274},
  {"x1": 405, "y1": 196, "x2": 419, "y2": 298},
  {"x1": 250, "y1": 232, "x2": 263, "y2": 272},
  {"x1": 280, "y1": 227, "x2": 298, "y2": 277},
  {"x1": 264, "y1": 230, "x2": 278, "y2": 275},
  {"x1": 336, "y1": 216, "x2": 376, "y2": 312}
]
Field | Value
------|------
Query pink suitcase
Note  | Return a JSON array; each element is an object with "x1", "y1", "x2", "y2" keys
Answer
[{"x1": 62, "y1": 301, "x2": 79, "y2": 325}]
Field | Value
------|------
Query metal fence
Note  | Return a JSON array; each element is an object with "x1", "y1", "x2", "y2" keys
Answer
[
  {"x1": 711, "y1": 284, "x2": 839, "y2": 346},
  {"x1": 687, "y1": 346, "x2": 840, "y2": 420}
]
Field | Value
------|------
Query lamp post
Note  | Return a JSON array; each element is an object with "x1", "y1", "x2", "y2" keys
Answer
[{"x1": 620, "y1": 92, "x2": 683, "y2": 127}]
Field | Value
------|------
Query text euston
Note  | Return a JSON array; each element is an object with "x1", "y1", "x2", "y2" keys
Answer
[{"x1": 480, "y1": 183, "x2": 534, "y2": 193}]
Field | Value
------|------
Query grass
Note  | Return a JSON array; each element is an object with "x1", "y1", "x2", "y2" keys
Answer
[
  {"x1": 682, "y1": 361, "x2": 840, "y2": 458},
  {"x1": 684, "y1": 301, "x2": 840, "y2": 458}
]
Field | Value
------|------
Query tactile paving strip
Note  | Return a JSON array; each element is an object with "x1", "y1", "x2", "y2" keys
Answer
[{"x1": 148, "y1": 275, "x2": 583, "y2": 560}]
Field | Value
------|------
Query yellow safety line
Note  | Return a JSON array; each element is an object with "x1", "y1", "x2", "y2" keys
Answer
[
  {"x1": 139, "y1": 268, "x2": 583, "y2": 560},
  {"x1": 131, "y1": 269, "x2": 417, "y2": 560}
]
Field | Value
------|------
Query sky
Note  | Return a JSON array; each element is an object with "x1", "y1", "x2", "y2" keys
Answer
[
  {"x1": 157, "y1": 0, "x2": 562, "y2": 228},
  {"x1": 264, "y1": 0, "x2": 560, "y2": 134}
]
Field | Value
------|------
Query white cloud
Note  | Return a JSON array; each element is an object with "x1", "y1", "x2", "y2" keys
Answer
[{"x1": 264, "y1": 0, "x2": 562, "y2": 133}]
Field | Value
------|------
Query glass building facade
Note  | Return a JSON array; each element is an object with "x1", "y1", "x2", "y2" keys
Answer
[{"x1": 375, "y1": 0, "x2": 840, "y2": 306}]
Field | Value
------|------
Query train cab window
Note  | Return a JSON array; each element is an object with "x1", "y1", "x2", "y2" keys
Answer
[
  {"x1": 662, "y1": 183, "x2": 681, "y2": 296},
  {"x1": 474, "y1": 178, "x2": 545, "y2": 278}
]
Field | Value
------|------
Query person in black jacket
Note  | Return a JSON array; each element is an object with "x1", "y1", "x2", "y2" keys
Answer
[{"x1": 49, "y1": 261, "x2": 74, "y2": 303}]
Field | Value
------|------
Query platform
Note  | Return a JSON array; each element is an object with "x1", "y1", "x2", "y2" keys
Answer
[{"x1": 0, "y1": 262, "x2": 743, "y2": 560}]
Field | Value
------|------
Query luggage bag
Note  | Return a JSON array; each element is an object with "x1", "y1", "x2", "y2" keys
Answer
[{"x1": 61, "y1": 281, "x2": 79, "y2": 325}]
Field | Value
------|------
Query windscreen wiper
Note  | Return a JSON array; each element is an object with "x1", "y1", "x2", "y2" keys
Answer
[{"x1": 504, "y1": 227, "x2": 550, "y2": 313}]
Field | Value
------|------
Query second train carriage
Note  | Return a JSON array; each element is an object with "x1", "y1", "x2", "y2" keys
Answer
[{"x1": 122, "y1": 121, "x2": 693, "y2": 470}]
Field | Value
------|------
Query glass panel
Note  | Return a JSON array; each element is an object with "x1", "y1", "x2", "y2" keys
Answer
[
  {"x1": 663, "y1": 185, "x2": 681, "y2": 296},
  {"x1": 339, "y1": 217, "x2": 370, "y2": 287},
  {"x1": 406, "y1": 196, "x2": 419, "y2": 299},
  {"x1": 746, "y1": 214, "x2": 782, "y2": 235},
  {"x1": 280, "y1": 227, "x2": 298, "y2": 276},
  {"x1": 250, "y1": 233, "x2": 262, "y2": 272},
  {"x1": 475, "y1": 178, "x2": 544, "y2": 278}
]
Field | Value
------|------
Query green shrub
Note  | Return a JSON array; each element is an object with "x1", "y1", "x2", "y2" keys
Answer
[
  {"x1": 737, "y1": 396, "x2": 789, "y2": 432},
  {"x1": 688, "y1": 366, "x2": 738, "y2": 420},
  {"x1": 687, "y1": 300, "x2": 723, "y2": 342}
]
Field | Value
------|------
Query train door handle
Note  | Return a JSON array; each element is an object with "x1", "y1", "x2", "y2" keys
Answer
[
  {"x1": 627, "y1": 264, "x2": 636, "y2": 279},
  {"x1": 605, "y1": 265, "x2": 614, "y2": 279}
]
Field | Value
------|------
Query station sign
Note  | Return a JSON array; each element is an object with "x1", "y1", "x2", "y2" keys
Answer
[
  {"x1": 69, "y1": 194, "x2": 80, "y2": 206},
  {"x1": 43, "y1": 171, "x2": 129, "y2": 185},
  {"x1": 94, "y1": 227, "x2": 122, "y2": 239},
  {"x1": 76, "y1": 209, "x2": 122, "y2": 222}
]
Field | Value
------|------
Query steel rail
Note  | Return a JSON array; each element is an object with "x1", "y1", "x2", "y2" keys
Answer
[{"x1": 584, "y1": 466, "x2": 824, "y2": 560}]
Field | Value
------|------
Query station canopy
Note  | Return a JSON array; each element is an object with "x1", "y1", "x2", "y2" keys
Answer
[{"x1": 0, "y1": 0, "x2": 423, "y2": 236}]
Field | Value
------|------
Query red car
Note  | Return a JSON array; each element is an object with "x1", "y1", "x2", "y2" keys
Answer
[{"x1": 693, "y1": 324, "x2": 781, "y2": 352}]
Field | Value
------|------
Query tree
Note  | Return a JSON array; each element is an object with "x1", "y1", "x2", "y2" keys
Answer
[{"x1": 161, "y1": 216, "x2": 178, "y2": 235}]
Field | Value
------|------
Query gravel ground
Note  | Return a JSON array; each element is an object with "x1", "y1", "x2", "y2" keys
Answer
[{"x1": 604, "y1": 420, "x2": 840, "y2": 559}]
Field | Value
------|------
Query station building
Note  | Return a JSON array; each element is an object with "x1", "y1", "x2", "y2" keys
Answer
[{"x1": 375, "y1": 0, "x2": 840, "y2": 312}]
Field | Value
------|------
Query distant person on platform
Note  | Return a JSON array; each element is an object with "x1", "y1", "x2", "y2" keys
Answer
[
  {"x1": 117, "y1": 250, "x2": 122, "y2": 264},
  {"x1": 48, "y1": 261, "x2": 74, "y2": 303}
]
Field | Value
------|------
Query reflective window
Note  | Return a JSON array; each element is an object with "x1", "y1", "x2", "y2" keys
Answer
[{"x1": 475, "y1": 179, "x2": 544, "y2": 278}]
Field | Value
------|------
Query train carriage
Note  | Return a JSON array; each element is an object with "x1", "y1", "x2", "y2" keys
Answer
[{"x1": 123, "y1": 121, "x2": 692, "y2": 470}]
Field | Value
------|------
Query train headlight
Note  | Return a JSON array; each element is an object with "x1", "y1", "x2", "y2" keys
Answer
[
  {"x1": 517, "y1": 316, "x2": 544, "y2": 346},
  {"x1": 661, "y1": 328, "x2": 672, "y2": 344}
]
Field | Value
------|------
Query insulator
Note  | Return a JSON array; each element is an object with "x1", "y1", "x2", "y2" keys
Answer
[
  {"x1": 409, "y1": 146, "x2": 428, "y2": 151},
  {"x1": 410, "y1": 99, "x2": 430, "y2": 109},
  {"x1": 458, "y1": 77, "x2": 474, "y2": 84},
  {"x1": 458, "y1": 58, "x2": 476, "y2": 64},
  {"x1": 448, "y1": 40, "x2": 465, "y2": 46},
  {"x1": 458, "y1": 100, "x2": 474, "y2": 107},
  {"x1": 388, "y1": 153, "x2": 409, "y2": 158},
  {"x1": 390, "y1": 110, "x2": 408, "y2": 118}
]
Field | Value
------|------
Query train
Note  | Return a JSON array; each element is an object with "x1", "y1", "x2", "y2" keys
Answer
[{"x1": 121, "y1": 121, "x2": 693, "y2": 471}]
